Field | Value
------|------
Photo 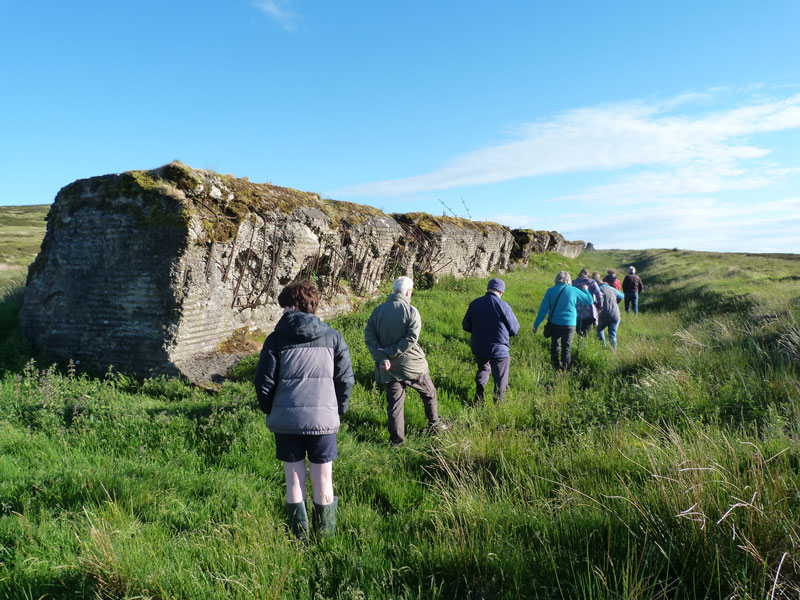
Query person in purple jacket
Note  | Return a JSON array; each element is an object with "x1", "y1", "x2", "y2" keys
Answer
[
  {"x1": 573, "y1": 268, "x2": 603, "y2": 337},
  {"x1": 462, "y1": 278, "x2": 520, "y2": 405}
]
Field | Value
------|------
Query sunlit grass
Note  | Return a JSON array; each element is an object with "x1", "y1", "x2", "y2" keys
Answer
[{"x1": 0, "y1": 248, "x2": 799, "y2": 598}]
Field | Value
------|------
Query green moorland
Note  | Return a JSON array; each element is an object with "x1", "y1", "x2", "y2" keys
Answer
[
  {"x1": 0, "y1": 205, "x2": 49, "y2": 291},
  {"x1": 1, "y1": 226, "x2": 799, "y2": 597}
]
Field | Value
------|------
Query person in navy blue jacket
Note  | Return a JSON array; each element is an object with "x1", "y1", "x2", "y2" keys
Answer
[{"x1": 462, "y1": 278, "x2": 520, "y2": 404}]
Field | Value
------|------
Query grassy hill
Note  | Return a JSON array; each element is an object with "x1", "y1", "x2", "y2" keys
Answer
[
  {"x1": 0, "y1": 215, "x2": 799, "y2": 598},
  {"x1": 0, "y1": 204, "x2": 49, "y2": 291}
]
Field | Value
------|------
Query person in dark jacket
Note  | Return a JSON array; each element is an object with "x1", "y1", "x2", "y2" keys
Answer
[
  {"x1": 255, "y1": 281, "x2": 354, "y2": 538},
  {"x1": 621, "y1": 266, "x2": 644, "y2": 314},
  {"x1": 533, "y1": 271, "x2": 594, "y2": 370},
  {"x1": 462, "y1": 278, "x2": 520, "y2": 405}
]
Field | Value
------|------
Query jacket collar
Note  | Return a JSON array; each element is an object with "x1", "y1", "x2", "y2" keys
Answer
[{"x1": 388, "y1": 292, "x2": 410, "y2": 305}]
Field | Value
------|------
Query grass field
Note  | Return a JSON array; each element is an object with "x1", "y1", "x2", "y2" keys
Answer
[
  {"x1": 0, "y1": 205, "x2": 49, "y2": 291},
  {"x1": 1, "y1": 211, "x2": 799, "y2": 598}
]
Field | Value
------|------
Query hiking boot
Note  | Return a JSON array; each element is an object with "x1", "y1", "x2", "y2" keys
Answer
[
  {"x1": 473, "y1": 384, "x2": 485, "y2": 406},
  {"x1": 285, "y1": 501, "x2": 310, "y2": 540},
  {"x1": 428, "y1": 418, "x2": 451, "y2": 435},
  {"x1": 312, "y1": 497, "x2": 338, "y2": 537}
]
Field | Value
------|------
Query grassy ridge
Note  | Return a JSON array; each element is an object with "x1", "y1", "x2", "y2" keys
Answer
[
  {"x1": 0, "y1": 247, "x2": 799, "y2": 599},
  {"x1": 0, "y1": 205, "x2": 49, "y2": 291}
]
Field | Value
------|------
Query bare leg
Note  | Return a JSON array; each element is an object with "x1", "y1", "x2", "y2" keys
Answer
[
  {"x1": 284, "y1": 460, "x2": 307, "y2": 504},
  {"x1": 309, "y1": 461, "x2": 334, "y2": 506}
]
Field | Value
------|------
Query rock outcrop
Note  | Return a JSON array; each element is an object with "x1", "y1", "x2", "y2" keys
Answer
[{"x1": 21, "y1": 162, "x2": 583, "y2": 381}]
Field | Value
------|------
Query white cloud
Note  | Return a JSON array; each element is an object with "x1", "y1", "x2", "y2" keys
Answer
[
  {"x1": 254, "y1": 0, "x2": 299, "y2": 31},
  {"x1": 525, "y1": 197, "x2": 800, "y2": 253},
  {"x1": 547, "y1": 164, "x2": 799, "y2": 207},
  {"x1": 335, "y1": 91, "x2": 800, "y2": 198}
]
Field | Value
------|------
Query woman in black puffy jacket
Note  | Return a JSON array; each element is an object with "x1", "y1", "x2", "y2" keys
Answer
[{"x1": 255, "y1": 280, "x2": 354, "y2": 538}]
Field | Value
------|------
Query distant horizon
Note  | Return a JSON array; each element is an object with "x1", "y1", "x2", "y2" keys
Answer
[{"x1": 3, "y1": 199, "x2": 796, "y2": 257}]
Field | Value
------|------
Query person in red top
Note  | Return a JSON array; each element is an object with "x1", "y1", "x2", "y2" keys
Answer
[{"x1": 603, "y1": 268, "x2": 622, "y2": 290}]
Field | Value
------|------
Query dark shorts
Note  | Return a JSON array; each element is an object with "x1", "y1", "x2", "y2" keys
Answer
[{"x1": 274, "y1": 433, "x2": 338, "y2": 464}]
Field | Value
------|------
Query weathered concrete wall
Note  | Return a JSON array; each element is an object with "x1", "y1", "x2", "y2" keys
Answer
[
  {"x1": 511, "y1": 229, "x2": 553, "y2": 263},
  {"x1": 21, "y1": 174, "x2": 189, "y2": 376},
  {"x1": 547, "y1": 231, "x2": 585, "y2": 259},
  {"x1": 21, "y1": 162, "x2": 583, "y2": 381},
  {"x1": 392, "y1": 213, "x2": 515, "y2": 286}
]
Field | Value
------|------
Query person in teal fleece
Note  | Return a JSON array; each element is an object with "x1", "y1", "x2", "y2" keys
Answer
[{"x1": 533, "y1": 270, "x2": 594, "y2": 370}]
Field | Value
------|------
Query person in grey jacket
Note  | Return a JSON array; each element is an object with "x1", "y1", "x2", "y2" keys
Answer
[
  {"x1": 597, "y1": 281, "x2": 624, "y2": 349},
  {"x1": 255, "y1": 280, "x2": 354, "y2": 538},
  {"x1": 364, "y1": 276, "x2": 448, "y2": 445}
]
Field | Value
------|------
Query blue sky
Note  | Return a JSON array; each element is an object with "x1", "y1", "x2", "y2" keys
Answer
[{"x1": 1, "y1": 1, "x2": 799, "y2": 252}]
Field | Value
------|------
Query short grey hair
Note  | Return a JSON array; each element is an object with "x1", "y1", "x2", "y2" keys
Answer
[
  {"x1": 393, "y1": 276, "x2": 414, "y2": 295},
  {"x1": 555, "y1": 270, "x2": 571, "y2": 285},
  {"x1": 628, "y1": 266, "x2": 636, "y2": 274}
]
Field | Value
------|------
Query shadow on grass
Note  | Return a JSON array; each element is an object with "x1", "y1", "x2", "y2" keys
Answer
[
  {"x1": 0, "y1": 285, "x2": 36, "y2": 375},
  {"x1": 0, "y1": 572, "x2": 97, "y2": 600}
]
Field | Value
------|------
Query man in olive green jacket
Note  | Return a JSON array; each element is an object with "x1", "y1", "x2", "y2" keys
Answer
[{"x1": 364, "y1": 276, "x2": 448, "y2": 445}]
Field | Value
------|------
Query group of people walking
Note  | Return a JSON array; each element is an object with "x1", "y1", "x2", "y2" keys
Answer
[
  {"x1": 532, "y1": 266, "x2": 641, "y2": 369},
  {"x1": 254, "y1": 267, "x2": 643, "y2": 539}
]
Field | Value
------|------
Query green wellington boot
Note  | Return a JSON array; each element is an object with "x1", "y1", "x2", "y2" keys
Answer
[
  {"x1": 312, "y1": 497, "x2": 339, "y2": 537},
  {"x1": 285, "y1": 501, "x2": 310, "y2": 540}
]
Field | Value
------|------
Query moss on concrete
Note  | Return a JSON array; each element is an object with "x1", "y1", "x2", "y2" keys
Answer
[
  {"x1": 320, "y1": 198, "x2": 383, "y2": 227},
  {"x1": 50, "y1": 165, "x2": 191, "y2": 230},
  {"x1": 217, "y1": 326, "x2": 265, "y2": 354},
  {"x1": 44, "y1": 162, "x2": 523, "y2": 260},
  {"x1": 187, "y1": 173, "x2": 328, "y2": 244},
  {"x1": 393, "y1": 212, "x2": 503, "y2": 235}
]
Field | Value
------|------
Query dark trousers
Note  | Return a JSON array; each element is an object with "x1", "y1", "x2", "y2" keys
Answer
[
  {"x1": 474, "y1": 355, "x2": 510, "y2": 404},
  {"x1": 624, "y1": 292, "x2": 639, "y2": 314},
  {"x1": 576, "y1": 317, "x2": 594, "y2": 337},
  {"x1": 385, "y1": 372, "x2": 440, "y2": 445},
  {"x1": 549, "y1": 324, "x2": 576, "y2": 370}
]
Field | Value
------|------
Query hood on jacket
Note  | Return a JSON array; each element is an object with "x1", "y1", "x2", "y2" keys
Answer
[{"x1": 275, "y1": 311, "x2": 328, "y2": 342}]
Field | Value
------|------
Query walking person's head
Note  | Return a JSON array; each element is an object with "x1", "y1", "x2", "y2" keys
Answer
[
  {"x1": 487, "y1": 278, "x2": 505, "y2": 296},
  {"x1": 591, "y1": 271, "x2": 602, "y2": 283},
  {"x1": 555, "y1": 270, "x2": 571, "y2": 285},
  {"x1": 628, "y1": 266, "x2": 636, "y2": 274},
  {"x1": 607, "y1": 268, "x2": 616, "y2": 277},
  {"x1": 393, "y1": 276, "x2": 414, "y2": 297},
  {"x1": 579, "y1": 268, "x2": 590, "y2": 277},
  {"x1": 278, "y1": 280, "x2": 320, "y2": 314}
]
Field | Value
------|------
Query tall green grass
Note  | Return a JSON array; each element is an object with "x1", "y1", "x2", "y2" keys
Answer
[{"x1": 1, "y1": 249, "x2": 799, "y2": 599}]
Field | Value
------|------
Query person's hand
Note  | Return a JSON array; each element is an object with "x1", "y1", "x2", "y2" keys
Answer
[
  {"x1": 581, "y1": 284, "x2": 588, "y2": 290},
  {"x1": 379, "y1": 359, "x2": 391, "y2": 371}
]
